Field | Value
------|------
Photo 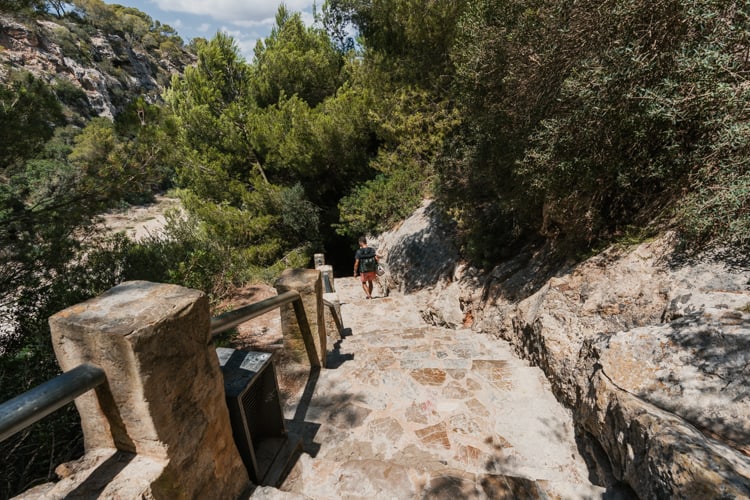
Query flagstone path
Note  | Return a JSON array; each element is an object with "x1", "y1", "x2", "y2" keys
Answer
[{"x1": 254, "y1": 277, "x2": 607, "y2": 499}]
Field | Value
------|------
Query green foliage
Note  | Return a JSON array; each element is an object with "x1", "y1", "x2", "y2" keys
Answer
[
  {"x1": 252, "y1": 6, "x2": 342, "y2": 107},
  {"x1": 118, "y1": 201, "x2": 315, "y2": 300},
  {"x1": 335, "y1": 86, "x2": 459, "y2": 237},
  {"x1": 0, "y1": 234, "x2": 132, "y2": 499},
  {"x1": 317, "y1": 0, "x2": 357, "y2": 53},
  {"x1": 0, "y1": 73, "x2": 179, "y2": 498},
  {"x1": 45, "y1": 99, "x2": 177, "y2": 206},
  {"x1": 166, "y1": 33, "x2": 258, "y2": 198},
  {"x1": 68, "y1": 0, "x2": 188, "y2": 65},
  {"x1": 0, "y1": 72, "x2": 65, "y2": 166},
  {"x1": 326, "y1": 0, "x2": 468, "y2": 92},
  {"x1": 50, "y1": 24, "x2": 92, "y2": 65},
  {"x1": 0, "y1": 75, "x2": 80, "y2": 300},
  {"x1": 248, "y1": 84, "x2": 374, "y2": 207},
  {"x1": 0, "y1": 0, "x2": 46, "y2": 14},
  {"x1": 440, "y1": 0, "x2": 750, "y2": 261},
  {"x1": 164, "y1": 24, "x2": 353, "y2": 286},
  {"x1": 337, "y1": 169, "x2": 422, "y2": 237},
  {"x1": 53, "y1": 77, "x2": 92, "y2": 118},
  {"x1": 669, "y1": 1, "x2": 750, "y2": 247},
  {"x1": 319, "y1": 1, "x2": 467, "y2": 239}
]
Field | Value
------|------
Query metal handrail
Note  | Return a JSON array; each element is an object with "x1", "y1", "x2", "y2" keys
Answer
[
  {"x1": 210, "y1": 289, "x2": 320, "y2": 367},
  {"x1": 0, "y1": 363, "x2": 106, "y2": 442},
  {"x1": 0, "y1": 288, "x2": 321, "y2": 444},
  {"x1": 210, "y1": 290, "x2": 300, "y2": 336}
]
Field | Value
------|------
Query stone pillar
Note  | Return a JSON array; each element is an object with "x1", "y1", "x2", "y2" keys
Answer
[
  {"x1": 315, "y1": 263, "x2": 340, "y2": 340},
  {"x1": 275, "y1": 269, "x2": 326, "y2": 367},
  {"x1": 313, "y1": 253, "x2": 325, "y2": 268},
  {"x1": 48, "y1": 281, "x2": 250, "y2": 498},
  {"x1": 318, "y1": 264, "x2": 335, "y2": 293}
]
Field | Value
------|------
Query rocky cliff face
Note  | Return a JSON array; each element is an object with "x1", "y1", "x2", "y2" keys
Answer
[
  {"x1": 0, "y1": 12, "x2": 194, "y2": 119},
  {"x1": 378, "y1": 201, "x2": 750, "y2": 498}
]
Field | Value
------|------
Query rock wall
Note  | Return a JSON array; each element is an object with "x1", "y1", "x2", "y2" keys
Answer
[
  {"x1": 0, "y1": 13, "x2": 193, "y2": 119},
  {"x1": 382, "y1": 202, "x2": 750, "y2": 497}
]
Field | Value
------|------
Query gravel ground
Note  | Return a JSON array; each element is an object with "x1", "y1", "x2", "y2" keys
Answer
[{"x1": 99, "y1": 195, "x2": 179, "y2": 241}]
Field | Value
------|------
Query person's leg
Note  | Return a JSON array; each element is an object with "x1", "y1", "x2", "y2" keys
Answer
[
  {"x1": 367, "y1": 280, "x2": 373, "y2": 298},
  {"x1": 361, "y1": 280, "x2": 371, "y2": 298}
]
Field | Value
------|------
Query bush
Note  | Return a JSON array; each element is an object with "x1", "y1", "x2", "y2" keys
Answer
[
  {"x1": 441, "y1": 0, "x2": 750, "y2": 259},
  {"x1": 336, "y1": 170, "x2": 424, "y2": 238},
  {"x1": 53, "y1": 78, "x2": 91, "y2": 117},
  {"x1": 335, "y1": 86, "x2": 459, "y2": 238}
]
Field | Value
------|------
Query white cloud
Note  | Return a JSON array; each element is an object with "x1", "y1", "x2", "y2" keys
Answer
[
  {"x1": 153, "y1": 0, "x2": 315, "y2": 25},
  {"x1": 149, "y1": 1, "x2": 319, "y2": 59},
  {"x1": 218, "y1": 26, "x2": 244, "y2": 39},
  {"x1": 218, "y1": 25, "x2": 266, "y2": 59},
  {"x1": 232, "y1": 17, "x2": 275, "y2": 29},
  {"x1": 235, "y1": 37, "x2": 261, "y2": 60}
]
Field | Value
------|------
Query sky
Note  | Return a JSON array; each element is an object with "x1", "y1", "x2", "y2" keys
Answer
[{"x1": 105, "y1": 0, "x2": 318, "y2": 59}]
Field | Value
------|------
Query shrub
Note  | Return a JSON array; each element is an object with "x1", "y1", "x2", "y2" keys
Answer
[
  {"x1": 442, "y1": 0, "x2": 750, "y2": 259},
  {"x1": 53, "y1": 78, "x2": 91, "y2": 117}
]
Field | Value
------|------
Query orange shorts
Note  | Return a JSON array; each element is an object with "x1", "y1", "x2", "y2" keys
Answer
[{"x1": 359, "y1": 271, "x2": 377, "y2": 282}]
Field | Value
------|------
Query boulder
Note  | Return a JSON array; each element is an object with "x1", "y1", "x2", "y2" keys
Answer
[
  {"x1": 373, "y1": 200, "x2": 459, "y2": 293},
  {"x1": 577, "y1": 310, "x2": 750, "y2": 497}
]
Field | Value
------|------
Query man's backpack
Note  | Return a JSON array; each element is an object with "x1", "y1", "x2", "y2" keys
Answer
[{"x1": 359, "y1": 248, "x2": 378, "y2": 273}]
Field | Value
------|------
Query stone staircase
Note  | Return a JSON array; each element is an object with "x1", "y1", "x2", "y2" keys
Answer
[{"x1": 253, "y1": 278, "x2": 606, "y2": 499}]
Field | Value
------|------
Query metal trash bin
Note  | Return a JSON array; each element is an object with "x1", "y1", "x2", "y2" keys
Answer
[{"x1": 216, "y1": 348, "x2": 289, "y2": 485}]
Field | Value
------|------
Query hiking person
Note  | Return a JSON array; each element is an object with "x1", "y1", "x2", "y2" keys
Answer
[{"x1": 353, "y1": 236, "x2": 378, "y2": 299}]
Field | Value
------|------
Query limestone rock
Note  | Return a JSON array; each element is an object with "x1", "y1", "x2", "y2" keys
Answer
[
  {"x1": 420, "y1": 279, "x2": 465, "y2": 329},
  {"x1": 376, "y1": 201, "x2": 750, "y2": 496},
  {"x1": 373, "y1": 200, "x2": 459, "y2": 293},
  {"x1": 591, "y1": 312, "x2": 750, "y2": 452},
  {"x1": 373, "y1": 202, "x2": 485, "y2": 329},
  {"x1": 15, "y1": 449, "x2": 167, "y2": 500},
  {"x1": 0, "y1": 13, "x2": 194, "y2": 119},
  {"x1": 577, "y1": 370, "x2": 750, "y2": 498},
  {"x1": 466, "y1": 234, "x2": 750, "y2": 497}
]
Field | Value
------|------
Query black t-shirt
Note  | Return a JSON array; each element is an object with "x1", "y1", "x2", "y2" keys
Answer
[{"x1": 355, "y1": 247, "x2": 376, "y2": 272}]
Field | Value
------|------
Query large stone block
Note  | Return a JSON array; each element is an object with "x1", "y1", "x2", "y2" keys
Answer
[
  {"x1": 48, "y1": 281, "x2": 250, "y2": 499},
  {"x1": 275, "y1": 269, "x2": 326, "y2": 367}
]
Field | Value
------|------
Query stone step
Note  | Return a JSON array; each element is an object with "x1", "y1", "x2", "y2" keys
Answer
[
  {"x1": 272, "y1": 453, "x2": 605, "y2": 499},
  {"x1": 336, "y1": 327, "x2": 509, "y2": 350},
  {"x1": 258, "y1": 280, "x2": 603, "y2": 498},
  {"x1": 330, "y1": 323, "x2": 553, "y2": 366}
]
